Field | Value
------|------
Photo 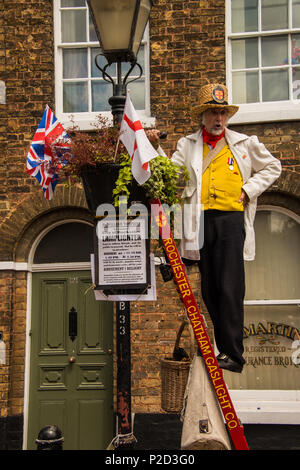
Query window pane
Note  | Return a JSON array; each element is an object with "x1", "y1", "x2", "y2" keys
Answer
[
  {"x1": 63, "y1": 49, "x2": 88, "y2": 78},
  {"x1": 91, "y1": 48, "x2": 116, "y2": 78},
  {"x1": 34, "y1": 222, "x2": 94, "y2": 263},
  {"x1": 231, "y1": 0, "x2": 258, "y2": 33},
  {"x1": 293, "y1": 0, "x2": 300, "y2": 27},
  {"x1": 291, "y1": 35, "x2": 300, "y2": 66},
  {"x1": 92, "y1": 81, "x2": 111, "y2": 111},
  {"x1": 245, "y1": 211, "x2": 300, "y2": 300},
  {"x1": 232, "y1": 71, "x2": 259, "y2": 103},
  {"x1": 262, "y1": 0, "x2": 288, "y2": 30},
  {"x1": 61, "y1": 0, "x2": 86, "y2": 6},
  {"x1": 127, "y1": 79, "x2": 146, "y2": 109},
  {"x1": 61, "y1": 10, "x2": 87, "y2": 43},
  {"x1": 262, "y1": 69, "x2": 289, "y2": 101},
  {"x1": 262, "y1": 36, "x2": 288, "y2": 67},
  {"x1": 232, "y1": 38, "x2": 258, "y2": 69},
  {"x1": 89, "y1": 13, "x2": 98, "y2": 42},
  {"x1": 63, "y1": 82, "x2": 88, "y2": 112},
  {"x1": 223, "y1": 304, "x2": 300, "y2": 391},
  {"x1": 292, "y1": 68, "x2": 300, "y2": 98},
  {"x1": 122, "y1": 46, "x2": 145, "y2": 77}
]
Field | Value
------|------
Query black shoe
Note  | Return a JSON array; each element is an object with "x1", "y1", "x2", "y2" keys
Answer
[{"x1": 217, "y1": 353, "x2": 243, "y2": 373}]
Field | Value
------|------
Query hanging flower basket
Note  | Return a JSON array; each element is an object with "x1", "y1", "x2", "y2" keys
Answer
[
  {"x1": 50, "y1": 115, "x2": 189, "y2": 213},
  {"x1": 80, "y1": 162, "x2": 149, "y2": 212},
  {"x1": 80, "y1": 163, "x2": 119, "y2": 211}
]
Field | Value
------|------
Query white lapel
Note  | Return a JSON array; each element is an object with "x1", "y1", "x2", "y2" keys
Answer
[{"x1": 186, "y1": 129, "x2": 203, "y2": 179}]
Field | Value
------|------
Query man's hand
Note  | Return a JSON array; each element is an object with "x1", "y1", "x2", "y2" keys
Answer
[
  {"x1": 146, "y1": 129, "x2": 161, "y2": 150},
  {"x1": 238, "y1": 189, "x2": 249, "y2": 207}
]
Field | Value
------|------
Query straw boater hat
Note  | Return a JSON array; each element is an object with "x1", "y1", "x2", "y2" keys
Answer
[{"x1": 191, "y1": 83, "x2": 239, "y2": 121}]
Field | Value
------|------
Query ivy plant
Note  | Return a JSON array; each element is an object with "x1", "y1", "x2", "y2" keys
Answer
[{"x1": 112, "y1": 154, "x2": 189, "y2": 207}]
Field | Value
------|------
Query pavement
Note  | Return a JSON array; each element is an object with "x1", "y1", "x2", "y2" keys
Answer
[
  {"x1": 243, "y1": 424, "x2": 300, "y2": 451},
  {"x1": 133, "y1": 414, "x2": 300, "y2": 451}
]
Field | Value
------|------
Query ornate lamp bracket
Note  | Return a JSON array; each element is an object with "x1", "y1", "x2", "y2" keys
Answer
[{"x1": 94, "y1": 54, "x2": 143, "y2": 124}]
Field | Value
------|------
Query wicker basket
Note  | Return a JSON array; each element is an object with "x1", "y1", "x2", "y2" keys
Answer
[{"x1": 160, "y1": 321, "x2": 193, "y2": 413}]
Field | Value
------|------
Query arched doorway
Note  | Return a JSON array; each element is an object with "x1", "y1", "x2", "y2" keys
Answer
[{"x1": 26, "y1": 220, "x2": 114, "y2": 450}]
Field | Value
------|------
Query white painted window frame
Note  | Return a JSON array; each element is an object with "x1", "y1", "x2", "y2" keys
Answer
[
  {"x1": 226, "y1": 0, "x2": 300, "y2": 125},
  {"x1": 53, "y1": 0, "x2": 155, "y2": 131}
]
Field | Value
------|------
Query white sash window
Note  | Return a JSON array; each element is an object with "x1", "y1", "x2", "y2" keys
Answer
[
  {"x1": 54, "y1": 0, "x2": 152, "y2": 130},
  {"x1": 226, "y1": 0, "x2": 300, "y2": 124}
]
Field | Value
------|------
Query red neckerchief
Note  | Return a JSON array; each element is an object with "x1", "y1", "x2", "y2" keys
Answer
[{"x1": 202, "y1": 126, "x2": 225, "y2": 148}]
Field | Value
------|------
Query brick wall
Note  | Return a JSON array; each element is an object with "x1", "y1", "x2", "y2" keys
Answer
[
  {"x1": 0, "y1": 269, "x2": 27, "y2": 449},
  {"x1": 150, "y1": 0, "x2": 226, "y2": 153},
  {"x1": 0, "y1": 272, "x2": 14, "y2": 422},
  {"x1": 0, "y1": 0, "x2": 55, "y2": 445},
  {"x1": 0, "y1": 0, "x2": 55, "y2": 221},
  {"x1": 233, "y1": 122, "x2": 300, "y2": 172}
]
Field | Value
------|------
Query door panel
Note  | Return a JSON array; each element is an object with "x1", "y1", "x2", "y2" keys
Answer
[
  {"x1": 77, "y1": 399, "x2": 106, "y2": 449},
  {"x1": 41, "y1": 279, "x2": 67, "y2": 354},
  {"x1": 39, "y1": 399, "x2": 67, "y2": 432},
  {"x1": 39, "y1": 365, "x2": 67, "y2": 390},
  {"x1": 27, "y1": 271, "x2": 114, "y2": 450},
  {"x1": 78, "y1": 277, "x2": 103, "y2": 353}
]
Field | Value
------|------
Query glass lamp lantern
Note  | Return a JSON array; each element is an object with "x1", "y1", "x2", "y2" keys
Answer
[
  {"x1": 87, "y1": 0, "x2": 153, "y2": 65},
  {"x1": 87, "y1": 0, "x2": 153, "y2": 123}
]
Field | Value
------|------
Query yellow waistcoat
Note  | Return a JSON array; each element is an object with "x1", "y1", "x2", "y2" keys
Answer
[{"x1": 201, "y1": 142, "x2": 244, "y2": 211}]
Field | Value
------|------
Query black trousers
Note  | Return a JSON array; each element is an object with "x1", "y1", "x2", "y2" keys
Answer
[{"x1": 198, "y1": 210, "x2": 246, "y2": 365}]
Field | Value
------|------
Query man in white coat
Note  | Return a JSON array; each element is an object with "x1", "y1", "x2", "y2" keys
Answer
[{"x1": 152, "y1": 83, "x2": 282, "y2": 373}]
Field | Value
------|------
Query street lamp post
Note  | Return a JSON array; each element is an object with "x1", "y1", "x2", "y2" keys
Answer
[{"x1": 87, "y1": 0, "x2": 154, "y2": 449}]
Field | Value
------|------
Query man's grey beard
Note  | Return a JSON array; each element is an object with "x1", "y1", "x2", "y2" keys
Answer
[{"x1": 209, "y1": 127, "x2": 224, "y2": 136}]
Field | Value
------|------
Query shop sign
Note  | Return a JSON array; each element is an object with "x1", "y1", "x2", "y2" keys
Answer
[{"x1": 243, "y1": 321, "x2": 300, "y2": 368}]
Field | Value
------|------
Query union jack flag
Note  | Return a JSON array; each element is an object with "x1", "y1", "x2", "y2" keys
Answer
[{"x1": 26, "y1": 105, "x2": 71, "y2": 200}]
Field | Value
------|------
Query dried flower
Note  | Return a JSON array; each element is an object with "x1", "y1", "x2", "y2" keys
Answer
[{"x1": 50, "y1": 114, "x2": 128, "y2": 184}]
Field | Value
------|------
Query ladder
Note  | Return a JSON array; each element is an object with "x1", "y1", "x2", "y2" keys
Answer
[{"x1": 151, "y1": 199, "x2": 249, "y2": 451}]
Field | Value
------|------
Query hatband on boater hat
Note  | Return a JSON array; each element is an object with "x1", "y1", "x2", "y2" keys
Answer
[{"x1": 191, "y1": 83, "x2": 239, "y2": 121}]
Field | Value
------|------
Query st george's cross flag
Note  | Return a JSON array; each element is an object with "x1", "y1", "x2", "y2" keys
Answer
[
  {"x1": 120, "y1": 93, "x2": 159, "y2": 185},
  {"x1": 26, "y1": 105, "x2": 71, "y2": 200}
]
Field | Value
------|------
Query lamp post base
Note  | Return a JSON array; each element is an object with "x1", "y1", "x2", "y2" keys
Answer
[
  {"x1": 112, "y1": 433, "x2": 137, "y2": 450},
  {"x1": 116, "y1": 301, "x2": 136, "y2": 449}
]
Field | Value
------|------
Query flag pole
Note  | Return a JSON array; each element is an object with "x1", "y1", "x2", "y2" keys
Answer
[{"x1": 113, "y1": 136, "x2": 120, "y2": 162}]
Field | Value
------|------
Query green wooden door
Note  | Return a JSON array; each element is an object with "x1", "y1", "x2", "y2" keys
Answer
[{"x1": 27, "y1": 271, "x2": 114, "y2": 450}]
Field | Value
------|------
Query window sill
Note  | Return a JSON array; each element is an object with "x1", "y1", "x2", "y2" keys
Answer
[
  {"x1": 229, "y1": 390, "x2": 300, "y2": 424},
  {"x1": 228, "y1": 101, "x2": 300, "y2": 125},
  {"x1": 58, "y1": 111, "x2": 156, "y2": 131}
]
